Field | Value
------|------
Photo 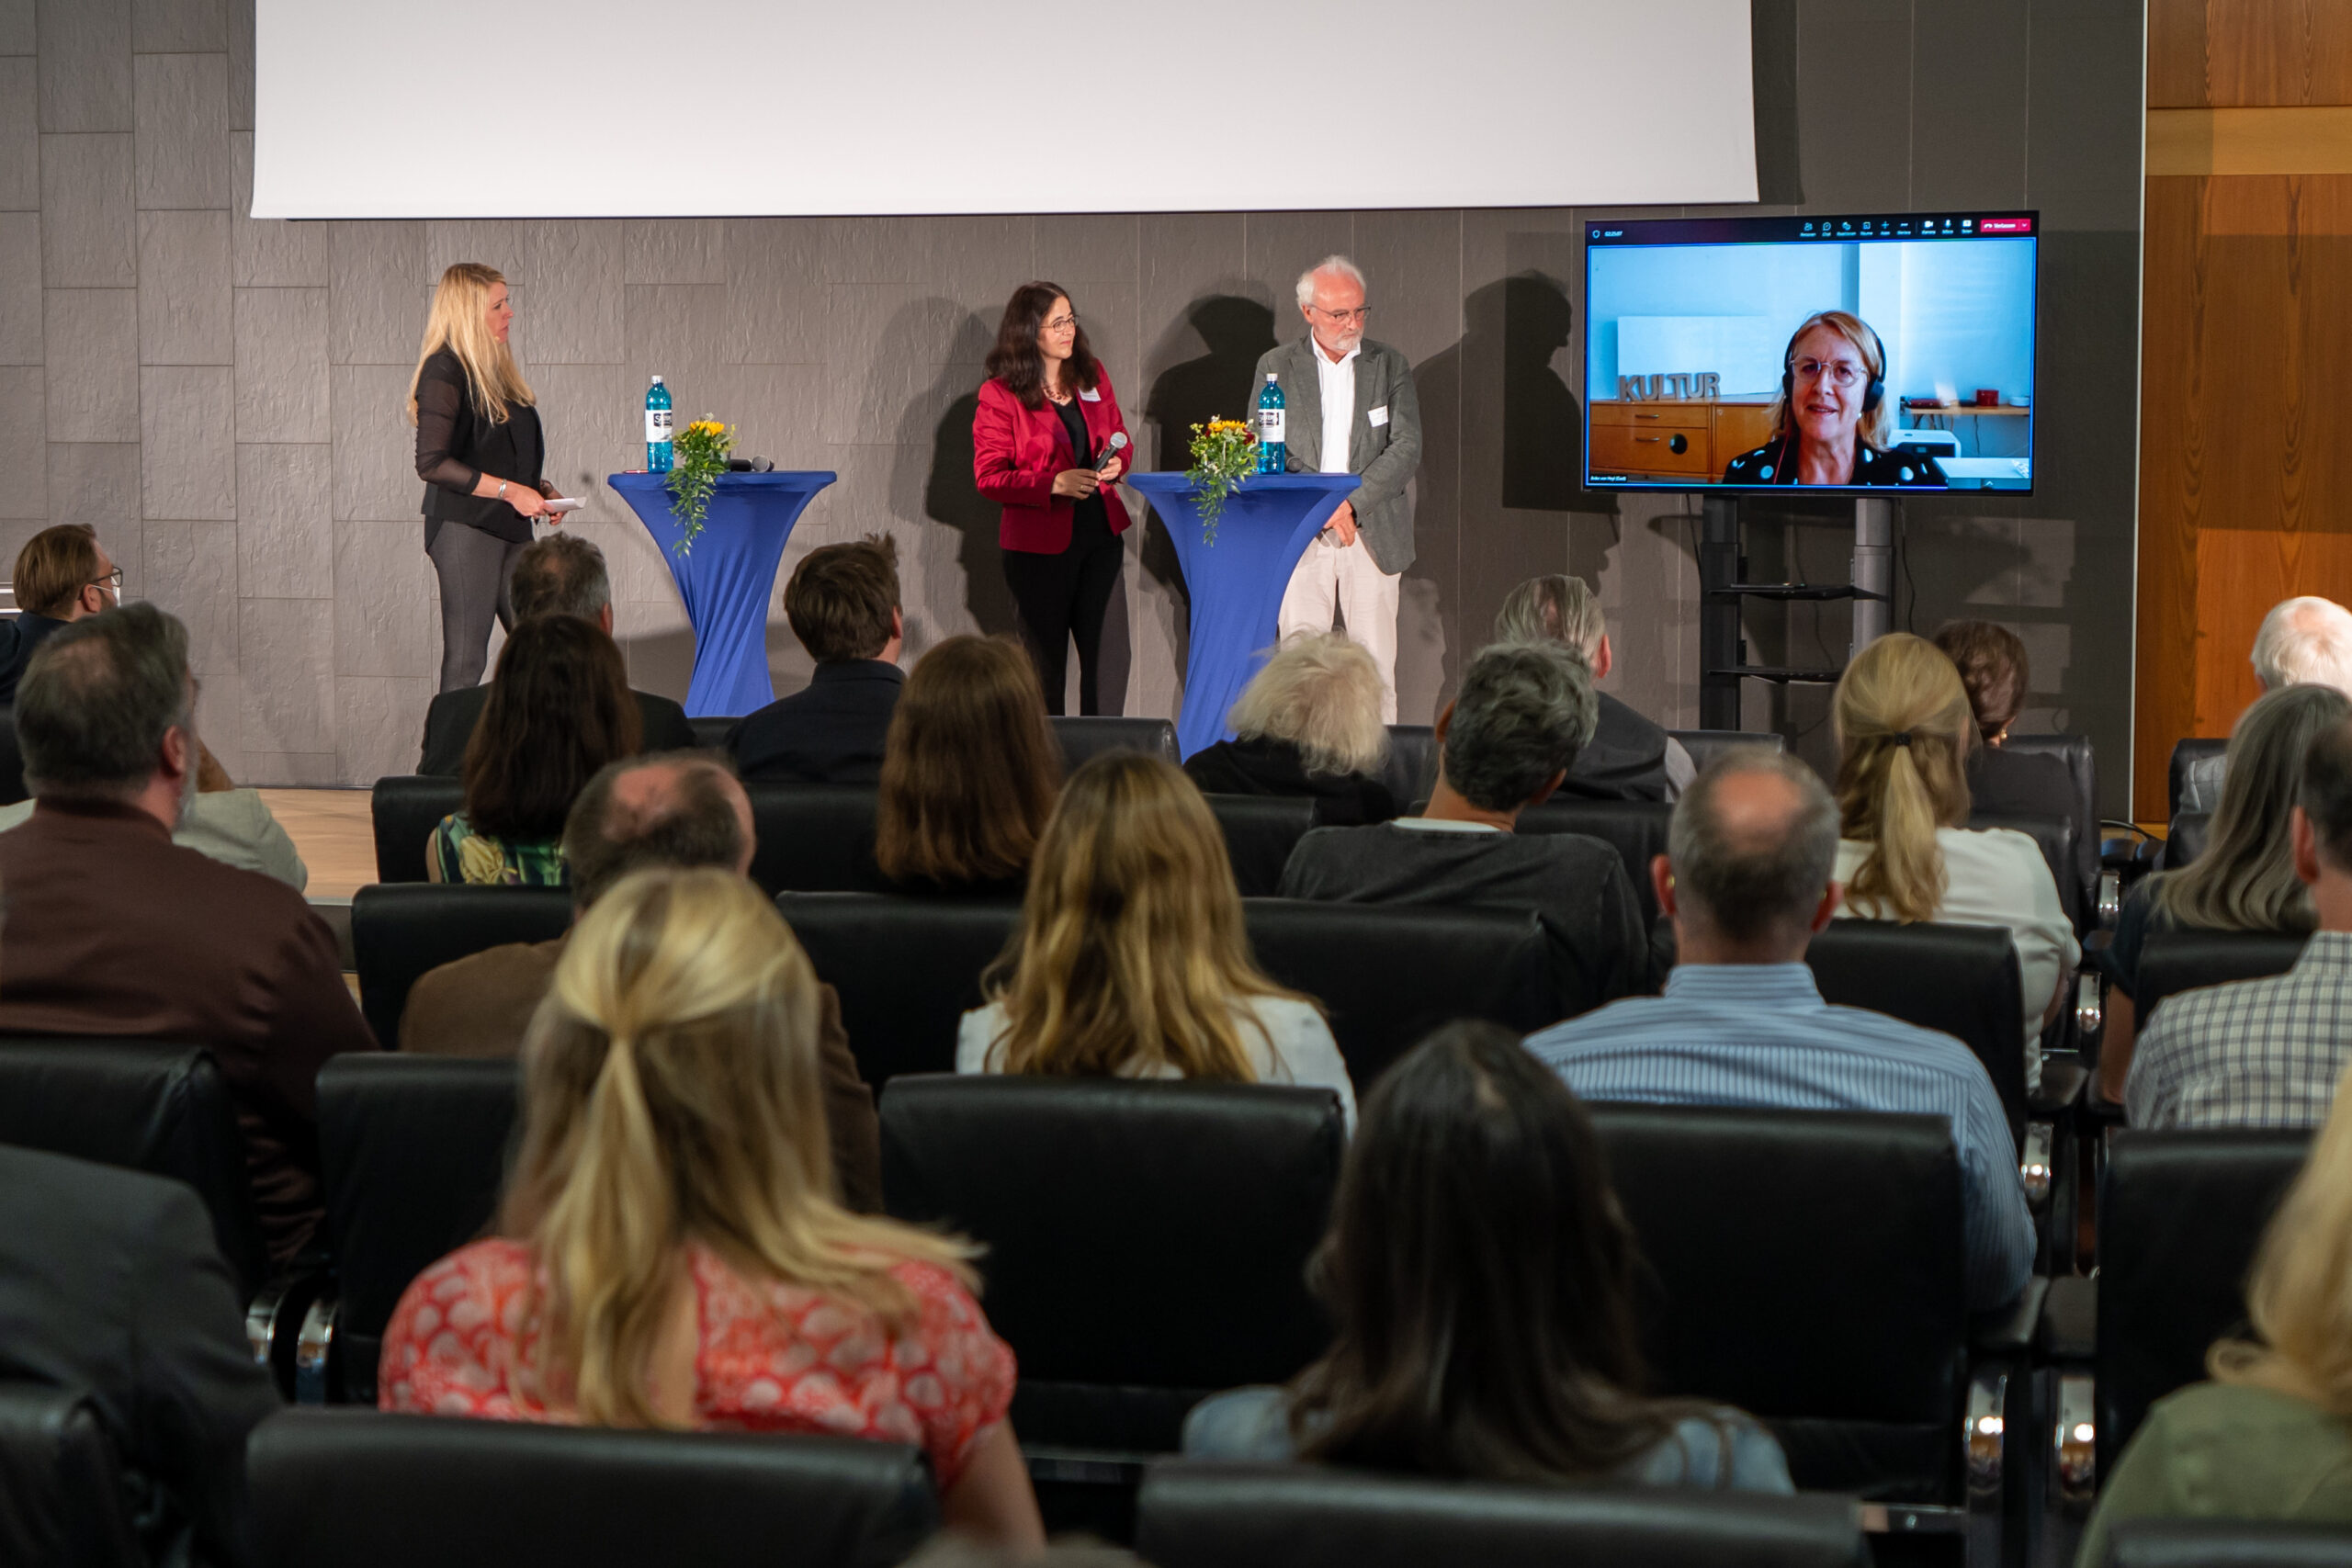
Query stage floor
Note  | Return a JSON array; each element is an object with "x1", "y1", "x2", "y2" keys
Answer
[{"x1": 262, "y1": 788, "x2": 374, "y2": 903}]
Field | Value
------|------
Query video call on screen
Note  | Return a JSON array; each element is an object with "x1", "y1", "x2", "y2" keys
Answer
[{"x1": 1584, "y1": 212, "x2": 2040, "y2": 495}]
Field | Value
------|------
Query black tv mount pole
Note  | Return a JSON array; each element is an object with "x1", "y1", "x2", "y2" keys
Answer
[{"x1": 1697, "y1": 496, "x2": 1894, "y2": 731}]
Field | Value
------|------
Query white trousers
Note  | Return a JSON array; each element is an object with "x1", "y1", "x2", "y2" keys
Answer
[{"x1": 1278, "y1": 536, "x2": 1401, "y2": 722}]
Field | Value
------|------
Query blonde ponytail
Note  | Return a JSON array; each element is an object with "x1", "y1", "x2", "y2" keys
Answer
[
  {"x1": 1833, "y1": 635, "x2": 1973, "y2": 922},
  {"x1": 501, "y1": 868, "x2": 978, "y2": 1428}
]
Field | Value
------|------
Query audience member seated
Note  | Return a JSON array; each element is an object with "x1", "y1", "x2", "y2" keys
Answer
[
  {"x1": 415, "y1": 532, "x2": 692, "y2": 774},
  {"x1": 1830, "y1": 633, "x2": 2077, "y2": 1089},
  {"x1": 2080, "y1": 1068, "x2": 2352, "y2": 1562},
  {"x1": 1184, "y1": 1021, "x2": 1792, "y2": 1489},
  {"x1": 2127, "y1": 713, "x2": 2352, "y2": 1131},
  {"x1": 1278, "y1": 640, "x2": 1647, "y2": 1013},
  {"x1": 1526, "y1": 748, "x2": 2032, "y2": 1310},
  {"x1": 871, "y1": 635, "x2": 1060, "y2": 899},
  {"x1": 0, "y1": 1145, "x2": 279, "y2": 1567},
  {"x1": 0, "y1": 604, "x2": 377, "y2": 1266},
  {"x1": 1933, "y1": 619, "x2": 2078, "y2": 825},
  {"x1": 2179, "y1": 595, "x2": 2352, "y2": 813},
  {"x1": 1493, "y1": 573, "x2": 1694, "y2": 801},
  {"x1": 2097, "y1": 684, "x2": 2346, "y2": 1103},
  {"x1": 0, "y1": 737, "x2": 307, "y2": 888},
  {"x1": 729, "y1": 536, "x2": 905, "y2": 784},
  {"x1": 380, "y1": 867, "x2": 1043, "y2": 1547},
  {"x1": 428, "y1": 615, "x2": 641, "y2": 886},
  {"x1": 1182, "y1": 633, "x2": 1398, "y2": 825},
  {"x1": 401, "y1": 751, "x2": 881, "y2": 1211},
  {"x1": 0, "y1": 523, "x2": 119, "y2": 705},
  {"x1": 958, "y1": 751, "x2": 1355, "y2": 1124}
]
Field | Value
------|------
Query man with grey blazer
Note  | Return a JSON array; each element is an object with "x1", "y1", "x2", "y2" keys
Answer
[{"x1": 1251, "y1": 255, "x2": 1422, "y2": 720}]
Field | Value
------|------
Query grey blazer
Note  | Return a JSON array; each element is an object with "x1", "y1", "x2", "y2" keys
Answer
[{"x1": 1249, "y1": 336, "x2": 1422, "y2": 575}]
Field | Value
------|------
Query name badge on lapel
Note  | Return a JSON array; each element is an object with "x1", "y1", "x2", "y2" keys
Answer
[
  {"x1": 1368, "y1": 405, "x2": 1389, "y2": 427},
  {"x1": 1079, "y1": 389, "x2": 1102, "y2": 402}
]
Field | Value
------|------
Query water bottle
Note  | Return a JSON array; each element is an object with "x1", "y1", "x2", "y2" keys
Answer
[
  {"x1": 1256, "y1": 373, "x2": 1285, "y2": 474},
  {"x1": 645, "y1": 375, "x2": 673, "y2": 472}
]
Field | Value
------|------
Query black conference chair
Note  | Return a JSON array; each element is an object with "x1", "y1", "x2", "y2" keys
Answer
[
  {"x1": 1135, "y1": 1461, "x2": 1870, "y2": 1568},
  {"x1": 349, "y1": 884, "x2": 573, "y2": 1049},
  {"x1": 2163, "y1": 811, "x2": 2212, "y2": 871},
  {"x1": 1513, "y1": 798, "x2": 1675, "y2": 924},
  {"x1": 313, "y1": 1055, "x2": 521, "y2": 1405},
  {"x1": 0, "y1": 1039, "x2": 269, "y2": 1305},
  {"x1": 2137, "y1": 929, "x2": 2308, "y2": 1024},
  {"x1": 2168, "y1": 738, "x2": 2227, "y2": 820},
  {"x1": 1203, "y1": 794, "x2": 1321, "y2": 897},
  {"x1": 1380, "y1": 724, "x2": 1438, "y2": 808},
  {"x1": 248, "y1": 1409, "x2": 938, "y2": 1568},
  {"x1": 0, "y1": 1384, "x2": 143, "y2": 1568},
  {"x1": 687, "y1": 714, "x2": 738, "y2": 750},
  {"x1": 2089, "y1": 1129, "x2": 2310, "y2": 1482},
  {"x1": 1052, "y1": 716, "x2": 1178, "y2": 771},
  {"x1": 1971, "y1": 810, "x2": 2082, "y2": 930},
  {"x1": 1242, "y1": 900, "x2": 1558, "y2": 1086},
  {"x1": 2107, "y1": 1520, "x2": 2352, "y2": 1568},
  {"x1": 1586, "y1": 1104, "x2": 2015, "y2": 1566},
  {"x1": 776, "y1": 893, "x2": 1020, "y2": 1087},
  {"x1": 744, "y1": 782, "x2": 881, "y2": 894},
  {"x1": 0, "y1": 708, "x2": 25, "y2": 807},
  {"x1": 881, "y1": 1075, "x2": 1343, "y2": 1532},
  {"x1": 1806, "y1": 920, "x2": 2029, "y2": 1143},
  {"x1": 371, "y1": 775, "x2": 464, "y2": 884},
  {"x1": 2002, "y1": 732, "x2": 2103, "y2": 918},
  {"x1": 1668, "y1": 727, "x2": 1787, "y2": 772}
]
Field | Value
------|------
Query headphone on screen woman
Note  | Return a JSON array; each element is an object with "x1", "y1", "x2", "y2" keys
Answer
[{"x1": 1781, "y1": 316, "x2": 1888, "y2": 415}]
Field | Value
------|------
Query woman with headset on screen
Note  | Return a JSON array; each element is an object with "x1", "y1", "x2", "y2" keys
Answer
[{"x1": 1720, "y1": 310, "x2": 1947, "y2": 489}]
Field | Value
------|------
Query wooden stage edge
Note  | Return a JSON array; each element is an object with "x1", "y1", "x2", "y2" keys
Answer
[{"x1": 261, "y1": 787, "x2": 375, "y2": 907}]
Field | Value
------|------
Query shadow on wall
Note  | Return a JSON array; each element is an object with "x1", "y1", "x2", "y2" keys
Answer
[{"x1": 1499, "y1": 271, "x2": 1588, "y2": 514}]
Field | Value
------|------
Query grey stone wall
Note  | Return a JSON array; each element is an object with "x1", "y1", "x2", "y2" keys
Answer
[{"x1": 1, "y1": 0, "x2": 2144, "y2": 805}]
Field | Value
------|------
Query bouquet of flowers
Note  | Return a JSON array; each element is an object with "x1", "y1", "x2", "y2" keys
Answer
[
  {"x1": 666, "y1": 418, "x2": 733, "y2": 556},
  {"x1": 1185, "y1": 417, "x2": 1258, "y2": 546}
]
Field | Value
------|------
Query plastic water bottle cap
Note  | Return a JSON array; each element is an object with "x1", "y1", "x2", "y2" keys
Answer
[
  {"x1": 650, "y1": 374, "x2": 663, "y2": 385},
  {"x1": 1267, "y1": 373, "x2": 1277, "y2": 382}
]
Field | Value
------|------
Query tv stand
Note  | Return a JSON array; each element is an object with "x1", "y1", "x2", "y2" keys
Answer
[{"x1": 1697, "y1": 496, "x2": 1894, "y2": 730}]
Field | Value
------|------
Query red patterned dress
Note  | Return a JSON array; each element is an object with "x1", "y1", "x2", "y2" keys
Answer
[{"x1": 379, "y1": 1238, "x2": 1016, "y2": 1485}]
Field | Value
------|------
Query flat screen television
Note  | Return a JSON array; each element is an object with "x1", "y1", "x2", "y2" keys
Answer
[{"x1": 1583, "y1": 211, "x2": 2038, "y2": 494}]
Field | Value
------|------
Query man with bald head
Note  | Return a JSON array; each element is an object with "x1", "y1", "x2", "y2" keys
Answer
[
  {"x1": 1251, "y1": 255, "x2": 1422, "y2": 720},
  {"x1": 400, "y1": 750, "x2": 880, "y2": 1209},
  {"x1": 1524, "y1": 749, "x2": 2033, "y2": 1310}
]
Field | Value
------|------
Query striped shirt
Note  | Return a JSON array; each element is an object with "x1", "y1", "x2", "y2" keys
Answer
[
  {"x1": 1524, "y1": 963, "x2": 2034, "y2": 1311},
  {"x1": 2125, "y1": 930, "x2": 2352, "y2": 1132}
]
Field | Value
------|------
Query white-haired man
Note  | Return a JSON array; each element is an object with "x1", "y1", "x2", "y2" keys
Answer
[
  {"x1": 2181, "y1": 596, "x2": 2352, "y2": 812},
  {"x1": 1250, "y1": 255, "x2": 1422, "y2": 721}
]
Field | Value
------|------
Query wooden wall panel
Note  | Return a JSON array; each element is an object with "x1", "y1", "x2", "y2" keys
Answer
[{"x1": 2151, "y1": 0, "x2": 2352, "y2": 108}]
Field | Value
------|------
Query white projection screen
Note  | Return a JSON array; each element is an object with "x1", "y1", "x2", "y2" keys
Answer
[{"x1": 253, "y1": 0, "x2": 1758, "y2": 218}]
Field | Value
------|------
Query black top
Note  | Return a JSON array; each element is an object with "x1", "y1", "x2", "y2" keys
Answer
[
  {"x1": 1182, "y1": 735, "x2": 1398, "y2": 826},
  {"x1": 1720, "y1": 432, "x2": 1947, "y2": 488},
  {"x1": 1051, "y1": 396, "x2": 1112, "y2": 543},
  {"x1": 0, "y1": 612, "x2": 68, "y2": 706},
  {"x1": 417, "y1": 683, "x2": 695, "y2": 776},
  {"x1": 728, "y1": 661, "x2": 907, "y2": 784},
  {"x1": 1555, "y1": 693, "x2": 1676, "y2": 803},
  {"x1": 413, "y1": 346, "x2": 546, "y2": 549}
]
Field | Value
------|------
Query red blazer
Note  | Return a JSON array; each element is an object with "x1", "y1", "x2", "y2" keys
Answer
[{"x1": 973, "y1": 368, "x2": 1134, "y2": 555}]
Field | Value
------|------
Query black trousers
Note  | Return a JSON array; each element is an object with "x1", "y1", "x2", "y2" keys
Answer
[{"x1": 1003, "y1": 512, "x2": 1123, "y2": 716}]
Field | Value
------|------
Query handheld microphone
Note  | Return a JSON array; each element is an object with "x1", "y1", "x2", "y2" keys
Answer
[
  {"x1": 1095, "y1": 432, "x2": 1129, "y2": 473},
  {"x1": 725, "y1": 456, "x2": 776, "y2": 472}
]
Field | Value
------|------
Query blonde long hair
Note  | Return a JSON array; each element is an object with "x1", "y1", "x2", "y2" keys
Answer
[
  {"x1": 501, "y1": 867, "x2": 976, "y2": 1428},
  {"x1": 1833, "y1": 634, "x2": 1973, "y2": 922},
  {"x1": 1767, "y1": 310, "x2": 1894, "y2": 451},
  {"x1": 982, "y1": 752, "x2": 1317, "y2": 1078},
  {"x1": 2151, "y1": 683, "x2": 2349, "y2": 934},
  {"x1": 406, "y1": 262, "x2": 536, "y2": 426},
  {"x1": 2211, "y1": 1071, "x2": 2352, "y2": 1413}
]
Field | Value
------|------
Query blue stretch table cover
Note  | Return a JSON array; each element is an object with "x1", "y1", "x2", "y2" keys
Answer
[
  {"x1": 1125, "y1": 472, "x2": 1358, "y2": 759},
  {"x1": 609, "y1": 471, "x2": 835, "y2": 717}
]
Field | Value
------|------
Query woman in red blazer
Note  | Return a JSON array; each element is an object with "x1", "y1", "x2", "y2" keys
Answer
[{"x1": 973, "y1": 281, "x2": 1133, "y2": 716}]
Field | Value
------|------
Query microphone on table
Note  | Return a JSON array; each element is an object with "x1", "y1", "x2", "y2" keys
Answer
[
  {"x1": 1095, "y1": 432, "x2": 1129, "y2": 474},
  {"x1": 725, "y1": 456, "x2": 775, "y2": 473}
]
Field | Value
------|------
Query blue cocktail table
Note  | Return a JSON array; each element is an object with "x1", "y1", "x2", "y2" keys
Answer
[{"x1": 609, "y1": 470, "x2": 836, "y2": 717}]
